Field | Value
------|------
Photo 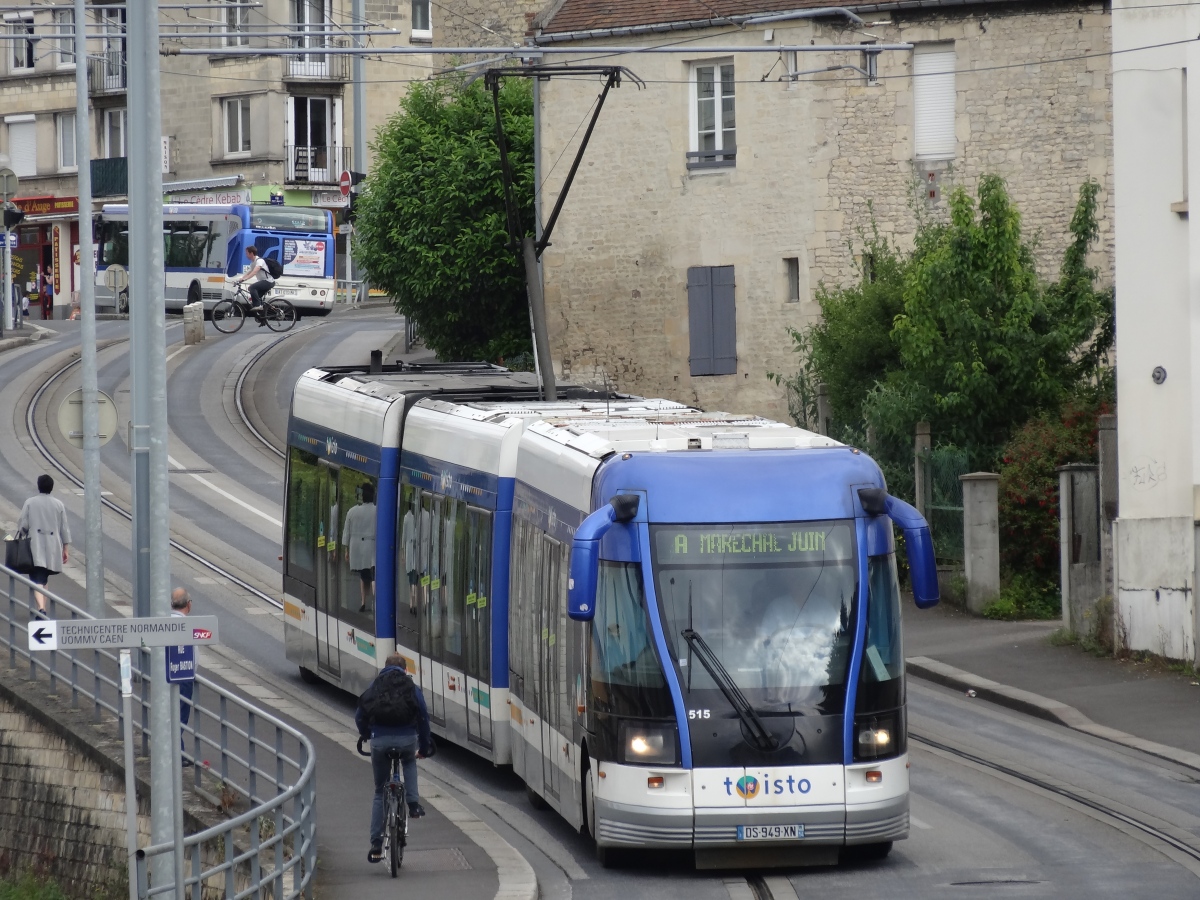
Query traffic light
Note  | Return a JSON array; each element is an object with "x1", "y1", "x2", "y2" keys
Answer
[
  {"x1": 350, "y1": 170, "x2": 366, "y2": 186},
  {"x1": 346, "y1": 191, "x2": 357, "y2": 224},
  {"x1": 3, "y1": 206, "x2": 24, "y2": 229}
]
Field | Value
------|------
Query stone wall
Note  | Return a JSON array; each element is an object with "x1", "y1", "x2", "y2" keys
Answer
[
  {"x1": 536, "y1": 2, "x2": 1113, "y2": 423},
  {"x1": 0, "y1": 681, "x2": 149, "y2": 896},
  {"x1": 435, "y1": 0, "x2": 545, "y2": 49}
]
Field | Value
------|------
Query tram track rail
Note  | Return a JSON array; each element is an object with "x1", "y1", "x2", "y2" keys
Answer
[
  {"x1": 27, "y1": 343, "x2": 287, "y2": 610},
  {"x1": 910, "y1": 731, "x2": 1200, "y2": 868}
]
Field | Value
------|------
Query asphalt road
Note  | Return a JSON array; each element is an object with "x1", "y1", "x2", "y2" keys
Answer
[{"x1": 3, "y1": 311, "x2": 1198, "y2": 900}]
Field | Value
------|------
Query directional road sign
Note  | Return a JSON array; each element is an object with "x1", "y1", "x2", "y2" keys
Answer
[
  {"x1": 166, "y1": 644, "x2": 196, "y2": 683},
  {"x1": 6, "y1": 231, "x2": 15, "y2": 249},
  {"x1": 28, "y1": 615, "x2": 220, "y2": 652},
  {"x1": 58, "y1": 388, "x2": 119, "y2": 449},
  {"x1": 0, "y1": 167, "x2": 16, "y2": 203}
]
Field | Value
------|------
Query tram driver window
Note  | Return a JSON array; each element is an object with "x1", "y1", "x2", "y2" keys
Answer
[
  {"x1": 591, "y1": 562, "x2": 668, "y2": 713},
  {"x1": 338, "y1": 470, "x2": 378, "y2": 629}
]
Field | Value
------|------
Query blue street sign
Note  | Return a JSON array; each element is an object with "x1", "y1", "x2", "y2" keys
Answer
[{"x1": 166, "y1": 644, "x2": 196, "y2": 683}]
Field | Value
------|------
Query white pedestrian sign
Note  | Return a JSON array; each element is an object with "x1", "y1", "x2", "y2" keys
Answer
[{"x1": 27, "y1": 615, "x2": 220, "y2": 651}]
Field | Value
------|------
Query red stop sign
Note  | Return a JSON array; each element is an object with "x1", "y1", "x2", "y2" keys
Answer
[{"x1": 340, "y1": 170, "x2": 352, "y2": 197}]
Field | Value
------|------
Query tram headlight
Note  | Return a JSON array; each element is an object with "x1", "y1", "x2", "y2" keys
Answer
[
  {"x1": 618, "y1": 721, "x2": 678, "y2": 766},
  {"x1": 854, "y1": 714, "x2": 900, "y2": 761}
]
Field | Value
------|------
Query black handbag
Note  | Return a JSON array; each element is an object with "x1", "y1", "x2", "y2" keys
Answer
[{"x1": 5, "y1": 529, "x2": 34, "y2": 575}]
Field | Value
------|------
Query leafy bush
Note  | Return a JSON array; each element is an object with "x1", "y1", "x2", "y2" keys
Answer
[
  {"x1": 998, "y1": 388, "x2": 1110, "y2": 585},
  {"x1": 0, "y1": 875, "x2": 69, "y2": 900},
  {"x1": 983, "y1": 572, "x2": 1061, "y2": 621}
]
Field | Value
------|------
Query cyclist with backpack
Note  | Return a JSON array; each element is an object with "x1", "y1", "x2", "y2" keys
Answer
[
  {"x1": 232, "y1": 245, "x2": 282, "y2": 324},
  {"x1": 355, "y1": 652, "x2": 431, "y2": 863}
]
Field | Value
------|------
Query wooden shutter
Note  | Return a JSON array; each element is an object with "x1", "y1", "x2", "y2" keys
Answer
[
  {"x1": 8, "y1": 121, "x2": 36, "y2": 177},
  {"x1": 687, "y1": 266, "x2": 714, "y2": 376},
  {"x1": 711, "y1": 265, "x2": 737, "y2": 375},
  {"x1": 913, "y1": 46, "x2": 956, "y2": 159}
]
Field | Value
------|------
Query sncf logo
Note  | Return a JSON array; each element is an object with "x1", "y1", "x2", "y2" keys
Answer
[{"x1": 735, "y1": 776, "x2": 759, "y2": 800}]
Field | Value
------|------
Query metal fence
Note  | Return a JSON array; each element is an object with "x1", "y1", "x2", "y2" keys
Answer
[
  {"x1": 0, "y1": 566, "x2": 316, "y2": 899},
  {"x1": 919, "y1": 445, "x2": 971, "y2": 563}
]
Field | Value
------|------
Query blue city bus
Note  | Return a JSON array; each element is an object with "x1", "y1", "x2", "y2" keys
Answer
[
  {"x1": 282, "y1": 362, "x2": 939, "y2": 868},
  {"x1": 97, "y1": 203, "x2": 335, "y2": 314}
]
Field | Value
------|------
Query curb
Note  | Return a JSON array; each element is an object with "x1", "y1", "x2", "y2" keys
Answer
[
  {"x1": 0, "y1": 333, "x2": 39, "y2": 353},
  {"x1": 907, "y1": 655, "x2": 1200, "y2": 773}
]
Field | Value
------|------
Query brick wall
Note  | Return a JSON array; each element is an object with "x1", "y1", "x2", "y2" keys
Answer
[{"x1": 536, "y1": 3, "x2": 1113, "y2": 422}]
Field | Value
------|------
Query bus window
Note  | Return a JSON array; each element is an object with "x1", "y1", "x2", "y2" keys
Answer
[
  {"x1": 285, "y1": 447, "x2": 319, "y2": 588},
  {"x1": 338, "y1": 469, "x2": 378, "y2": 632},
  {"x1": 590, "y1": 561, "x2": 673, "y2": 719},
  {"x1": 163, "y1": 221, "x2": 223, "y2": 269},
  {"x1": 99, "y1": 222, "x2": 129, "y2": 267},
  {"x1": 856, "y1": 554, "x2": 905, "y2": 714}
]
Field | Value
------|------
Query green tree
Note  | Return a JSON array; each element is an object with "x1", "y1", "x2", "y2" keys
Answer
[
  {"x1": 865, "y1": 176, "x2": 1111, "y2": 466},
  {"x1": 354, "y1": 76, "x2": 534, "y2": 361}
]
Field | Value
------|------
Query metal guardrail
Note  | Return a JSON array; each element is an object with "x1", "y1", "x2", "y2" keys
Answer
[
  {"x1": 0, "y1": 566, "x2": 316, "y2": 899},
  {"x1": 334, "y1": 279, "x2": 364, "y2": 305}
]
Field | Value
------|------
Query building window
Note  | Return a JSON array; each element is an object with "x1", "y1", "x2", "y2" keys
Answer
[
  {"x1": 55, "y1": 10, "x2": 76, "y2": 67},
  {"x1": 225, "y1": 1, "x2": 249, "y2": 47},
  {"x1": 224, "y1": 97, "x2": 251, "y2": 156},
  {"x1": 11, "y1": 18, "x2": 34, "y2": 71},
  {"x1": 687, "y1": 265, "x2": 736, "y2": 376},
  {"x1": 5, "y1": 116, "x2": 36, "y2": 177},
  {"x1": 411, "y1": 0, "x2": 431, "y2": 38},
  {"x1": 58, "y1": 113, "x2": 77, "y2": 171},
  {"x1": 688, "y1": 61, "x2": 736, "y2": 169},
  {"x1": 913, "y1": 44, "x2": 956, "y2": 160},
  {"x1": 104, "y1": 108, "x2": 127, "y2": 158},
  {"x1": 785, "y1": 257, "x2": 800, "y2": 303}
]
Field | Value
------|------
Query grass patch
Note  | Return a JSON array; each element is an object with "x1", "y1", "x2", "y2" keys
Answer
[{"x1": 0, "y1": 875, "x2": 69, "y2": 900}]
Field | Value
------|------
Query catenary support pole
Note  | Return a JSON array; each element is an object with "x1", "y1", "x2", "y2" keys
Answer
[
  {"x1": 128, "y1": 2, "x2": 175, "y2": 895},
  {"x1": 75, "y1": 0, "x2": 103, "y2": 618},
  {"x1": 351, "y1": 0, "x2": 366, "y2": 303},
  {"x1": 3, "y1": 231, "x2": 10, "y2": 335},
  {"x1": 521, "y1": 235, "x2": 556, "y2": 400}
]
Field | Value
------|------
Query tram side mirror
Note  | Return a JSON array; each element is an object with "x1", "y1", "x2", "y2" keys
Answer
[
  {"x1": 568, "y1": 495, "x2": 640, "y2": 621},
  {"x1": 881, "y1": 494, "x2": 939, "y2": 609}
]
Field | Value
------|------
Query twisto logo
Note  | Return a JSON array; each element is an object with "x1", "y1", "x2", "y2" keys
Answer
[
  {"x1": 734, "y1": 776, "x2": 759, "y2": 800},
  {"x1": 725, "y1": 773, "x2": 812, "y2": 799}
]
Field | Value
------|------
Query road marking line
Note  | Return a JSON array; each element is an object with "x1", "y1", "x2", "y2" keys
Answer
[
  {"x1": 166, "y1": 344, "x2": 191, "y2": 364},
  {"x1": 167, "y1": 453, "x2": 282, "y2": 526}
]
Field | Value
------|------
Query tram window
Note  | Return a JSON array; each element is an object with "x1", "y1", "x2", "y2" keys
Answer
[
  {"x1": 857, "y1": 553, "x2": 905, "y2": 716},
  {"x1": 285, "y1": 447, "x2": 319, "y2": 586},
  {"x1": 592, "y1": 564, "x2": 672, "y2": 720},
  {"x1": 464, "y1": 508, "x2": 492, "y2": 680},
  {"x1": 338, "y1": 470, "x2": 378, "y2": 631},
  {"x1": 442, "y1": 498, "x2": 466, "y2": 662}
]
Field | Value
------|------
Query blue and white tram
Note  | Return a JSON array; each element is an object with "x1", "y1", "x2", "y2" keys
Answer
[{"x1": 282, "y1": 362, "x2": 940, "y2": 867}]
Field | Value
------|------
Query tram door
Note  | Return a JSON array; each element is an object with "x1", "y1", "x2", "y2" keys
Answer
[
  {"x1": 464, "y1": 507, "x2": 492, "y2": 749},
  {"x1": 315, "y1": 461, "x2": 342, "y2": 677},
  {"x1": 418, "y1": 492, "x2": 447, "y2": 723},
  {"x1": 540, "y1": 535, "x2": 566, "y2": 803}
]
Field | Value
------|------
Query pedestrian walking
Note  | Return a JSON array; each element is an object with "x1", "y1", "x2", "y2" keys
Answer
[
  {"x1": 16, "y1": 474, "x2": 70, "y2": 617},
  {"x1": 171, "y1": 587, "x2": 196, "y2": 761},
  {"x1": 39, "y1": 270, "x2": 53, "y2": 320}
]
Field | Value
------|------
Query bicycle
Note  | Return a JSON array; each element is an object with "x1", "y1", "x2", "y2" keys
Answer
[
  {"x1": 357, "y1": 738, "x2": 407, "y2": 876},
  {"x1": 211, "y1": 283, "x2": 297, "y2": 334}
]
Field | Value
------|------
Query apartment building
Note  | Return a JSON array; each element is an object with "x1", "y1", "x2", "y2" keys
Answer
[{"x1": 0, "y1": 0, "x2": 433, "y2": 307}]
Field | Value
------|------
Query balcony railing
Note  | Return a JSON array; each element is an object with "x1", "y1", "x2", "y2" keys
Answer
[
  {"x1": 285, "y1": 144, "x2": 350, "y2": 185},
  {"x1": 685, "y1": 144, "x2": 737, "y2": 171},
  {"x1": 284, "y1": 37, "x2": 350, "y2": 80},
  {"x1": 91, "y1": 156, "x2": 127, "y2": 197},
  {"x1": 87, "y1": 51, "x2": 127, "y2": 94}
]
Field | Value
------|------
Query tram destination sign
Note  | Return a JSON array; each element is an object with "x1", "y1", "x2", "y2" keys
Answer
[{"x1": 28, "y1": 616, "x2": 220, "y2": 652}]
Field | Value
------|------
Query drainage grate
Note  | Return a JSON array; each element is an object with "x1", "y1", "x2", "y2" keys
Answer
[{"x1": 400, "y1": 848, "x2": 472, "y2": 872}]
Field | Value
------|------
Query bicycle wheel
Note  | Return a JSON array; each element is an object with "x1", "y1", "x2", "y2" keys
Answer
[
  {"x1": 393, "y1": 781, "x2": 407, "y2": 872},
  {"x1": 264, "y1": 298, "x2": 297, "y2": 332},
  {"x1": 388, "y1": 785, "x2": 402, "y2": 877},
  {"x1": 211, "y1": 299, "x2": 244, "y2": 333}
]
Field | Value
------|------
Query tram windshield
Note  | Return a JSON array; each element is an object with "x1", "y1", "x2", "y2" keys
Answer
[{"x1": 652, "y1": 521, "x2": 857, "y2": 711}]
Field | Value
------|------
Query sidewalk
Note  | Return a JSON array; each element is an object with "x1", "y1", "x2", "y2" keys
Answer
[{"x1": 904, "y1": 602, "x2": 1200, "y2": 764}]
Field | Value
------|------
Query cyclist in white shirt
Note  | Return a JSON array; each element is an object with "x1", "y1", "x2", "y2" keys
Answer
[{"x1": 232, "y1": 245, "x2": 275, "y2": 323}]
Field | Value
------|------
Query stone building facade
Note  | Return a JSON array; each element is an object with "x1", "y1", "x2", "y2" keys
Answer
[{"x1": 531, "y1": 0, "x2": 1113, "y2": 423}]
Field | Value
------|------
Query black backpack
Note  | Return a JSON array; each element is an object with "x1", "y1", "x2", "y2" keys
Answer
[
  {"x1": 359, "y1": 669, "x2": 420, "y2": 727},
  {"x1": 263, "y1": 256, "x2": 284, "y2": 279}
]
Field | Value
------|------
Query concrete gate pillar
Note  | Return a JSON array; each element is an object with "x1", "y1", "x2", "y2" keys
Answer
[{"x1": 961, "y1": 472, "x2": 1001, "y2": 614}]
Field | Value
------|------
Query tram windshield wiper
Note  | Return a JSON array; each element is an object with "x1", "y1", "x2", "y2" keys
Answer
[{"x1": 681, "y1": 629, "x2": 778, "y2": 752}]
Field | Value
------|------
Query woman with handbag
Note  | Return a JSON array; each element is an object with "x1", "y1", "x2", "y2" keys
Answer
[{"x1": 17, "y1": 474, "x2": 71, "y2": 617}]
